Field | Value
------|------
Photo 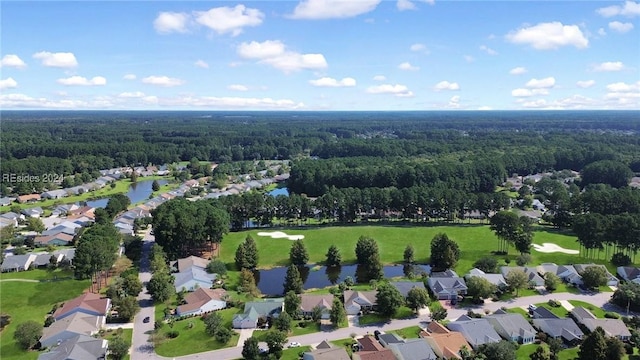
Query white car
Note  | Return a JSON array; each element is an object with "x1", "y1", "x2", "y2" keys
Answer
[{"x1": 288, "y1": 342, "x2": 301, "y2": 348}]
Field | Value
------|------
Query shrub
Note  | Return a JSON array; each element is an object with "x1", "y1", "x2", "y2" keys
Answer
[
  {"x1": 516, "y1": 254, "x2": 532, "y2": 266},
  {"x1": 625, "y1": 343, "x2": 634, "y2": 355},
  {"x1": 504, "y1": 258, "x2": 511, "y2": 265},
  {"x1": 548, "y1": 299, "x2": 561, "y2": 307},
  {"x1": 44, "y1": 316, "x2": 55, "y2": 327},
  {"x1": 605, "y1": 312, "x2": 621, "y2": 319},
  {"x1": 166, "y1": 330, "x2": 179, "y2": 338},
  {"x1": 0, "y1": 313, "x2": 11, "y2": 330},
  {"x1": 612, "y1": 252, "x2": 632, "y2": 267}
]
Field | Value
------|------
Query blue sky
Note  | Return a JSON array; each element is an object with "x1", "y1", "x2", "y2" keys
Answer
[{"x1": 1, "y1": 0, "x2": 638, "y2": 110}]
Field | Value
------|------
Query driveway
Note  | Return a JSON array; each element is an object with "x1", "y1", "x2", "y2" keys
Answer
[{"x1": 236, "y1": 328, "x2": 255, "y2": 348}]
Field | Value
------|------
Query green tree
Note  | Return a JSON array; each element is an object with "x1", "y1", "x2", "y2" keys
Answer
[
  {"x1": 325, "y1": 245, "x2": 341, "y2": 267},
  {"x1": 605, "y1": 337, "x2": 625, "y2": 360},
  {"x1": 109, "y1": 336, "x2": 130, "y2": 360},
  {"x1": 403, "y1": 244, "x2": 414, "y2": 264},
  {"x1": 473, "y1": 257, "x2": 498, "y2": 273},
  {"x1": 547, "y1": 337, "x2": 563, "y2": 360},
  {"x1": 242, "y1": 337, "x2": 261, "y2": 360},
  {"x1": 148, "y1": 272, "x2": 175, "y2": 303},
  {"x1": 506, "y1": 269, "x2": 529, "y2": 296},
  {"x1": 235, "y1": 235, "x2": 259, "y2": 270},
  {"x1": 611, "y1": 282, "x2": 640, "y2": 314},
  {"x1": 544, "y1": 272, "x2": 560, "y2": 292},
  {"x1": 274, "y1": 310, "x2": 292, "y2": 333},
  {"x1": 114, "y1": 296, "x2": 140, "y2": 321},
  {"x1": 203, "y1": 312, "x2": 223, "y2": 336},
  {"x1": 123, "y1": 273, "x2": 143, "y2": 297},
  {"x1": 354, "y1": 236, "x2": 383, "y2": 283},
  {"x1": 25, "y1": 217, "x2": 45, "y2": 233},
  {"x1": 530, "y1": 346, "x2": 551, "y2": 360},
  {"x1": 13, "y1": 320, "x2": 42, "y2": 350},
  {"x1": 581, "y1": 266, "x2": 608, "y2": 290},
  {"x1": 467, "y1": 276, "x2": 498, "y2": 301},
  {"x1": 376, "y1": 282, "x2": 404, "y2": 317},
  {"x1": 283, "y1": 264, "x2": 303, "y2": 294},
  {"x1": 329, "y1": 296, "x2": 346, "y2": 327},
  {"x1": 239, "y1": 268, "x2": 260, "y2": 298},
  {"x1": 405, "y1": 287, "x2": 430, "y2": 313},
  {"x1": 431, "y1": 307, "x2": 448, "y2": 322},
  {"x1": 214, "y1": 327, "x2": 232, "y2": 343},
  {"x1": 206, "y1": 258, "x2": 228, "y2": 276},
  {"x1": 578, "y1": 327, "x2": 608, "y2": 360},
  {"x1": 289, "y1": 240, "x2": 309, "y2": 266},
  {"x1": 476, "y1": 340, "x2": 517, "y2": 360},
  {"x1": 284, "y1": 290, "x2": 301, "y2": 317},
  {"x1": 235, "y1": 243, "x2": 247, "y2": 270},
  {"x1": 264, "y1": 330, "x2": 287, "y2": 357},
  {"x1": 581, "y1": 160, "x2": 633, "y2": 188},
  {"x1": 430, "y1": 233, "x2": 460, "y2": 271},
  {"x1": 152, "y1": 180, "x2": 160, "y2": 192}
]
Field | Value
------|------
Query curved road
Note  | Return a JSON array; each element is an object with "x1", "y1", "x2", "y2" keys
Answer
[{"x1": 131, "y1": 233, "x2": 616, "y2": 360}]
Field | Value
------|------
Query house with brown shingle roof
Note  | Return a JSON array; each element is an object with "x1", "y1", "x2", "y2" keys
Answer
[
  {"x1": 353, "y1": 335, "x2": 397, "y2": 360},
  {"x1": 17, "y1": 194, "x2": 41, "y2": 203},
  {"x1": 176, "y1": 287, "x2": 227, "y2": 316},
  {"x1": 303, "y1": 347, "x2": 351, "y2": 360},
  {"x1": 34, "y1": 233, "x2": 75, "y2": 247},
  {"x1": 300, "y1": 294, "x2": 333, "y2": 319},
  {"x1": 172, "y1": 255, "x2": 209, "y2": 272},
  {"x1": 53, "y1": 292, "x2": 111, "y2": 321},
  {"x1": 40, "y1": 313, "x2": 104, "y2": 348},
  {"x1": 421, "y1": 321, "x2": 471, "y2": 359},
  {"x1": 344, "y1": 290, "x2": 378, "y2": 315}
]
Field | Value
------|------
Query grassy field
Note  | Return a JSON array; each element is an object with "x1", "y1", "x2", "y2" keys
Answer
[
  {"x1": 219, "y1": 225, "x2": 602, "y2": 275},
  {"x1": 359, "y1": 306, "x2": 414, "y2": 325},
  {"x1": 391, "y1": 325, "x2": 422, "y2": 339},
  {"x1": 0, "y1": 270, "x2": 90, "y2": 360}
]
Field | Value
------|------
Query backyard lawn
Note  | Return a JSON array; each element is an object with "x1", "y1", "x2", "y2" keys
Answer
[
  {"x1": 219, "y1": 225, "x2": 606, "y2": 275},
  {"x1": 359, "y1": 306, "x2": 415, "y2": 326},
  {"x1": 0, "y1": 270, "x2": 90, "y2": 360},
  {"x1": 391, "y1": 325, "x2": 422, "y2": 339}
]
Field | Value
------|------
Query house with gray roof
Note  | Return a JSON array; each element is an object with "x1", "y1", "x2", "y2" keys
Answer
[
  {"x1": 532, "y1": 314, "x2": 583, "y2": 344},
  {"x1": 446, "y1": 315, "x2": 502, "y2": 349},
  {"x1": 500, "y1": 266, "x2": 544, "y2": 287},
  {"x1": 38, "y1": 334, "x2": 108, "y2": 360},
  {"x1": 299, "y1": 294, "x2": 333, "y2": 319},
  {"x1": 53, "y1": 249, "x2": 75, "y2": 264},
  {"x1": 571, "y1": 307, "x2": 631, "y2": 340},
  {"x1": 390, "y1": 281, "x2": 427, "y2": 298},
  {"x1": 174, "y1": 267, "x2": 216, "y2": 292},
  {"x1": 303, "y1": 347, "x2": 351, "y2": 360},
  {"x1": 232, "y1": 298, "x2": 283, "y2": 329},
  {"x1": 0, "y1": 197, "x2": 15, "y2": 206},
  {"x1": 464, "y1": 268, "x2": 507, "y2": 289},
  {"x1": 40, "y1": 313, "x2": 104, "y2": 348},
  {"x1": 22, "y1": 207, "x2": 44, "y2": 218},
  {"x1": 1, "y1": 254, "x2": 36, "y2": 272},
  {"x1": 41, "y1": 190, "x2": 68, "y2": 200},
  {"x1": 388, "y1": 338, "x2": 437, "y2": 360},
  {"x1": 427, "y1": 277, "x2": 467, "y2": 300},
  {"x1": 0, "y1": 217, "x2": 16, "y2": 229},
  {"x1": 378, "y1": 333, "x2": 405, "y2": 347},
  {"x1": 344, "y1": 290, "x2": 378, "y2": 315},
  {"x1": 574, "y1": 264, "x2": 618, "y2": 286},
  {"x1": 618, "y1": 266, "x2": 640, "y2": 284},
  {"x1": 485, "y1": 310, "x2": 536, "y2": 344},
  {"x1": 32, "y1": 253, "x2": 56, "y2": 268}
]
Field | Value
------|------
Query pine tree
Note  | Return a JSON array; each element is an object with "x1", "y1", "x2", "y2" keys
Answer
[
  {"x1": 403, "y1": 245, "x2": 414, "y2": 264},
  {"x1": 330, "y1": 296, "x2": 346, "y2": 327},
  {"x1": 289, "y1": 240, "x2": 309, "y2": 266},
  {"x1": 325, "y1": 245, "x2": 341, "y2": 267},
  {"x1": 283, "y1": 264, "x2": 303, "y2": 294}
]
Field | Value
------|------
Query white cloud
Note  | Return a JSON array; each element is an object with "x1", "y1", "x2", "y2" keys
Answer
[
  {"x1": 143, "y1": 96, "x2": 159, "y2": 104},
  {"x1": 410, "y1": 43, "x2": 428, "y2": 53},
  {"x1": 194, "y1": 5, "x2": 264, "y2": 36},
  {"x1": 57, "y1": 76, "x2": 107, "y2": 86},
  {"x1": 366, "y1": 84, "x2": 413, "y2": 97},
  {"x1": 118, "y1": 91, "x2": 146, "y2": 98},
  {"x1": 289, "y1": 0, "x2": 381, "y2": 19},
  {"x1": 525, "y1": 77, "x2": 556, "y2": 88},
  {"x1": 480, "y1": 45, "x2": 498, "y2": 55},
  {"x1": 509, "y1": 67, "x2": 527, "y2": 75},
  {"x1": 373, "y1": 75, "x2": 386, "y2": 81},
  {"x1": 309, "y1": 77, "x2": 356, "y2": 87},
  {"x1": 506, "y1": 22, "x2": 588, "y2": 50},
  {"x1": 32, "y1": 51, "x2": 78, "y2": 68},
  {"x1": 159, "y1": 95, "x2": 305, "y2": 109},
  {"x1": 434, "y1": 80, "x2": 460, "y2": 91},
  {"x1": 448, "y1": 95, "x2": 461, "y2": 108},
  {"x1": 142, "y1": 75, "x2": 185, "y2": 87},
  {"x1": 609, "y1": 21, "x2": 634, "y2": 33},
  {"x1": 0, "y1": 77, "x2": 18, "y2": 90},
  {"x1": 123, "y1": 74, "x2": 137, "y2": 80},
  {"x1": 576, "y1": 80, "x2": 596, "y2": 88},
  {"x1": 398, "y1": 62, "x2": 419, "y2": 71},
  {"x1": 228, "y1": 84, "x2": 249, "y2": 91},
  {"x1": 0, "y1": 55, "x2": 27, "y2": 69},
  {"x1": 592, "y1": 61, "x2": 625, "y2": 72},
  {"x1": 511, "y1": 88, "x2": 550, "y2": 97},
  {"x1": 397, "y1": 0, "x2": 434, "y2": 10},
  {"x1": 478, "y1": 106, "x2": 492, "y2": 110},
  {"x1": 464, "y1": 55, "x2": 475, "y2": 63},
  {"x1": 598, "y1": 28, "x2": 607, "y2": 36},
  {"x1": 154, "y1": 12, "x2": 190, "y2": 34},
  {"x1": 194, "y1": 60, "x2": 209, "y2": 68},
  {"x1": 237, "y1": 40, "x2": 328, "y2": 73},
  {"x1": 606, "y1": 81, "x2": 640, "y2": 92},
  {"x1": 597, "y1": 1, "x2": 640, "y2": 17}
]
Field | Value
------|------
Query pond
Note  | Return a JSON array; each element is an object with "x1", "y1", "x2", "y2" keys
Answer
[
  {"x1": 84, "y1": 179, "x2": 168, "y2": 208},
  {"x1": 268, "y1": 187, "x2": 289, "y2": 197},
  {"x1": 255, "y1": 263, "x2": 432, "y2": 296}
]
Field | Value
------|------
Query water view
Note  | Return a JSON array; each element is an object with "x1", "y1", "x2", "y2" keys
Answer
[
  {"x1": 268, "y1": 187, "x2": 289, "y2": 197},
  {"x1": 84, "y1": 179, "x2": 168, "y2": 208},
  {"x1": 255, "y1": 263, "x2": 431, "y2": 296}
]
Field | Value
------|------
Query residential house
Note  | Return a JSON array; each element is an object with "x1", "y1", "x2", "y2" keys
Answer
[
  {"x1": 617, "y1": 266, "x2": 640, "y2": 284},
  {"x1": 532, "y1": 310, "x2": 583, "y2": 344},
  {"x1": 446, "y1": 315, "x2": 502, "y2": 349},
  {"x1": 174, "y1": 267, "x2": 217, "y2": 292},
  {"x1": 300, "y1": 294, "x2": 333, "y2": 319},
  {"x1": 22, "y1": 207, "x2": 44, "y2": 218},
  {"x1": 114, "y1": 222, "x2": 134, "y2": 236},
  {"x1": 485, "y1": 309, "x2": 536, "y2": 344},
  {"x1": 42, "y1": 223, "x2": 81, "y2": 237},
  {"x1": 388, "y1": 338, "x2": 437, "y2": 360},
  {"x1": 500, "y1": 266, "x2": 544, "y2": 287},
  {"x1": 176, "y1": 288, "x2": 227, "y2": 316},
  {"x1": 232, "y1": 298, "x2": 284, "y2": 329},
  {"x1": 34, "y1": 233, "x2": 75, "y2": 247},
  {"x1": 353, "y1": 335, "x2": 397, "y2": 360},
  {"x1": 431, "y1": 269, "x2": 459, "y2": 278},
  {"x1": 427, "y1": 275, "x2": 467, "y2": 300},
  {"x1": 53, "y1": 292, "x2": 111, "y2": 321},
  {"x1": 464, "y1": 268, "x2": 508, "y2": 289},
  {"x1": 40, "y1": 313, "x2": 104, "y2": 348},
  {"x1": 390, "y1": 281, "x2": 427, "y2": 298},
  {"x1": 32, "y1": 254, "x2": 56, "y2": 268},
  {"x1": 0, "y1": 217, "x2": 16, "y2": 229},
  {"x1": 344, "y1": 290, "x2": 378, "y2": 315},
  {"x1": 303, "y1": 347, "x2": 351, "y2": 360},
  {"x1": 1, "y1": 254, "x2": 36, "y2": 272},
  {"x1": 378, "y1": 333, "x2": 405, "y2": 347},
  {"x1": 315, "y1": 340, "x2": 334, "y2": 350},
  {"x1": 0, "y1": 197, "x2": 15, "y2": 206},
  {"x1": 41, "y1": 190, "x2": 68, "y2": 200},
  {"x1": 420, "y1": 321, "x2": 471, "y2": 360},
  {"x1": 0, "y1": 211, "x2": 23, "y2": 224},
  {"x1": 172, "y1": 255, "x2": 209, "y2": 272},
  {"x1": 571, "y1": 307, "x2": 631, "y2": 340},
  {"x1": 53, "y1": 248, "x2": 75, "y2": 264},
  {"x1": 38, "y1": 334, "x2": 108, "y2": 360},
  {"x1": 573, "y1": 264, "x2": 619, "y2": 287},
  {"x1": 17, "y1": 194, "x2": 41, "y2": 203}
]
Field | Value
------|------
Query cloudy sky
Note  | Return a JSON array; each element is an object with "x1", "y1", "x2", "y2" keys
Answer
[{"x1": 1, "y1": 0, "x2": 639, "y2": 110}]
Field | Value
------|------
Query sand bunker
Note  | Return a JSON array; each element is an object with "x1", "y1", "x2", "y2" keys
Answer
[
  {"x1": 532, "y1": 243, "x2": 579, "y2": 255},
  {"x1": 256, "y1": 231, "x2": 304, "y2": 241}
]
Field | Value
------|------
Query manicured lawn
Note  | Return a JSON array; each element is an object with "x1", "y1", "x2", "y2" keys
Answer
[
  {"x1": 219, "y1": 225, "x2": 599, "y2": 275},
  {"x1": 154, "y1": 308, "x2": 241, "y2": 357},
  {"x1": 568, "y1": 300, "x2": 606, "y2": 318},
  {"x1": 534, "y1": 302, "x2": 569, "y2": 318},
  {"x1": 391, "y1": 325, "x2": 422, "y2": 339},
  {"x1": 507, "y1": 307, "x2": 530, "y2": 318},
  {"x1": 290, "y1": 321, "x2": 321, "y2": 336},
  {"x1": 0, "y1": 268, "x2": 74, "y2": 281},
  {"x1": 558, "y1": 347, "x2": 579, "y2": 360},
  {"x1": 281, "y1": 346, "x2": 311, "y2": 360},
  {"x1": 359, "y1": 306, "x2": 415, "y2": 325},
  {"x1": 0, "y1": 273, "x2": 90, "y2": 360},
  {"x1": 102, "y1": 328, "x2": 133, "y2": 360},
  {"x1": 516, "y1": 344, "x2": 539, "y2": 359}
]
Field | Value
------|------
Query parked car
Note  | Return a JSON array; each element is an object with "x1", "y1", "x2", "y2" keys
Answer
[
  {"x1": 143, "y1": 316, "x2": 150, "y2": 323},
  {"x1": 288, "y1": 342, "x2": 301, "y2": 348}
]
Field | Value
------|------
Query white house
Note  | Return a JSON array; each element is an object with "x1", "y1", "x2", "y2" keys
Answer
[{"x1": 176, "y1": 288, "x2": 227, "y2": 316}]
